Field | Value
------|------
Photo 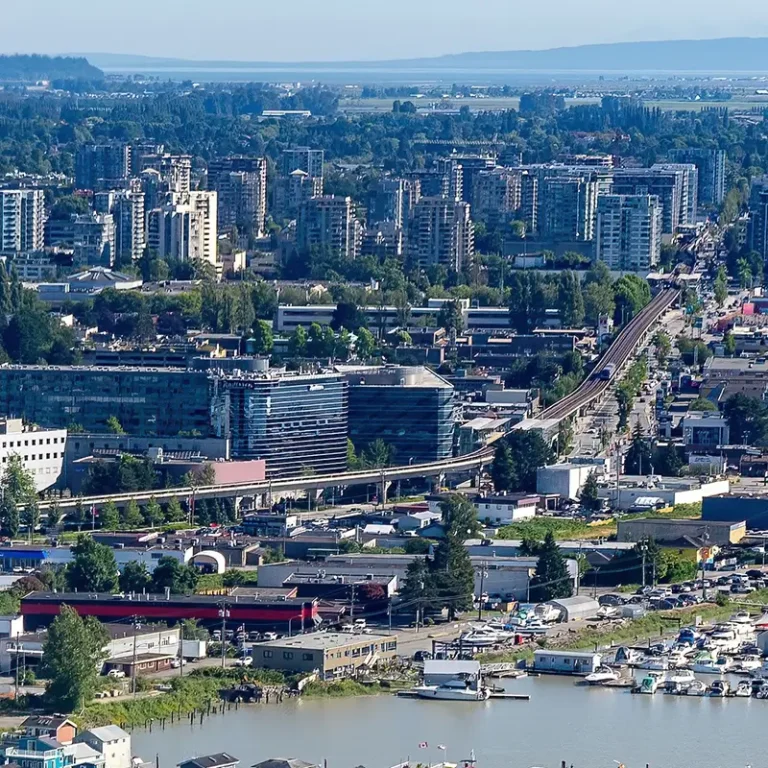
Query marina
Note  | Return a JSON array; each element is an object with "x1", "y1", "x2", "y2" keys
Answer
[{"x1": 132, "y1": 671, "x2": 768, "y2": 768}]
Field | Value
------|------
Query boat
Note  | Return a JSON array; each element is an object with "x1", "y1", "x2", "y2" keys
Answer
[
  {"x1": 734, "y1": 680, "x2": 752, "y2": 697},
  {"x1": 614, "y1": 646, "x2": 643, "y2": 666},
  {"x1": 681, "y1": 679, "x2": 708, "y2": 696},
  {"x1": 737, "y1": 654, "x2": 763, "y2": 672},
  {"x1": 730, "y1": 611, "x2": 753, "y2": 626},
  {"x1": 668, "y1": 648, "x2": 691, "y2": 668},
  {"x1": 708, "y1": 680, "x2": 730, "y2": 697},
  {"x1": 665, "y1": 669, "x2": 696, "y2": 687},
  {"x1": 597, "y1": 605, "x2": 620, "y2": 619},
  {"x1": 459, "y1": 629, "x2": 501, "y2": 648},
  {"x1": 412, "y1": 679, "x2": 491, "y2": 701},
  {"x1": 638, "y1": 657, "x2": 669, "y2": 671},
  {"x1": 693, "y1": 651, "x2": 730, "y2": 674},
  {"x1": 584, "y1": 666, "x2": 620, "y2": 685},
  {"x1": 677, "y1": 627, "x2": 699, "y2": 646},
  {"x1": 638, "y1": 672, "x2": 663, "y2": 694}
]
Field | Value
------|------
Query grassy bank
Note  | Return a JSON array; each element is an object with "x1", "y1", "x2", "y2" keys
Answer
[{"x1": 497, "y1": 503, "x2": 704, "y2": 542}]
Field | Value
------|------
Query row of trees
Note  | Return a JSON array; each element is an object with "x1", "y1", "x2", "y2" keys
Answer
[
  {"x1": 491, "y1": 431, "x2": 554, "y2": 493},
  {"x1": 507, "y1": 263, "x2": 651, "y2": 334}
]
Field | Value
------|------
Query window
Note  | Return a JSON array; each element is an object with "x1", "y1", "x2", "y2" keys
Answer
[
  {"x1": 302, "y1": 653, "x2": 314, "y2": 661},
  {"x1": 263, "y1": 650, "x2": 273, "y2": 659},
  {"x1": 283, "y1": 651, "x2": 294, "y2": 660}
]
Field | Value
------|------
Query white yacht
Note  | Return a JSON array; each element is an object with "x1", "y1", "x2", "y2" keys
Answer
[
  {"x1": 412, "y1": 679, "x2": 491, "y2": 701},
  {"x1": 665, "y1": 669, "x2": 696, "y2": 687},
  {"x1": 734, "y1": 680, "x2": 752, "y2": 697},
  {"x1": 737, "y1": 654, "x2": 763, "y2": 672},
  {"x1": 708, "y1": 679, "x2": 730, "y2": 697},
  {"x1": 693, "y1": 652, "x2": 732, "y2": 674},
  {"x1": 459, "y1": 629, "x2": 501, "y2": 648},
  {"x1": 638, "y1": 657, "x2": 669, "y2": 671},
  {"x1": 681, "y1": 679, "x2": 708, "y2": 696},
  {"x1": 584, "y1": 666, "x2": 620, "y2": 685}
]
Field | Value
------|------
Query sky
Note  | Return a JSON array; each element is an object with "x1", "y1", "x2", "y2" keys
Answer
[{"x1": 4, "y1": 0, "x2": 768, "y2": 62}]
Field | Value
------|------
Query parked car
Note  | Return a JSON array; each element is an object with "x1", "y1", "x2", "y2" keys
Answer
[
  {"x1": 234, "y1": 656, "x2": 253, "y2": 667},
  {"x1": 107, "y1": 669, "x2": 126, "y2": 679}
]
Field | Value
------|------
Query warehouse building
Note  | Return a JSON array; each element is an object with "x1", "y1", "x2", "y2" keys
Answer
[
  {"x1": 617, "y1": 517, "x2": 746, "y2": 546},
  {"x1": 703, "y1": 495, "x2": 768, "y2": 529},
  {"x1": 250, "y1": 632, "x2": 398, "y2": 678}
]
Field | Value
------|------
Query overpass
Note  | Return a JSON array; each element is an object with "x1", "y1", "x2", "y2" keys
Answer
[{"x1": 36, "y1": 288, "x2": 678, "y2": 516}]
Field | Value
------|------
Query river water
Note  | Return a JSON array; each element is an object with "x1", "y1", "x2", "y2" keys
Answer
[{"x1": 132, "y1": 675, "x2": 765, "y2": 768}]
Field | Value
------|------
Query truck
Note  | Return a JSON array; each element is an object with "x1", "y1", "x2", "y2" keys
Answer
[{"x1": 181, "y1": 639, "x2": 208, "y2": 661}]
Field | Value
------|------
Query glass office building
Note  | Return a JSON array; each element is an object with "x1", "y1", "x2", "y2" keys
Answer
[
  {"x1": 213, "y1": 371, "x2": 349, "y2": 478},
  {"x1": 0, "y1": 365, "x2": 212, "y2": 437},
  {"x1": 344, "y1": 366, "x2": 456, "y2": 465}
]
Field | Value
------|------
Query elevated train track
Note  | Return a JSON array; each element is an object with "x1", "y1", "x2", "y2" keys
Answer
[{"x1": 35, "y1": 288, "x2": 679, "y2": 514}]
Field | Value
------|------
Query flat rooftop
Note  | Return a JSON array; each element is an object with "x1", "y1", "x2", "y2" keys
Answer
[
  {"x1": 620, "y1": 518, "x2": 745, "y2": 529},
  {"x1": 258, "y1": 631, "x2": 397, "y2": 651},
  {"x1": 21, "y1": 591, "x2": 308, "y2": 607}
]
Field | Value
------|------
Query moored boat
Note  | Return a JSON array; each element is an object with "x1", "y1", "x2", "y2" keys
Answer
[{"x1": 583, "y1": 666, "x2": 620, "y2": 685}]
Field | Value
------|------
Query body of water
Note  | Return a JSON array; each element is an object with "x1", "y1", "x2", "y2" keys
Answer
[{"x1": 132, "y1": 674, "x2": 763, "y2": 768}]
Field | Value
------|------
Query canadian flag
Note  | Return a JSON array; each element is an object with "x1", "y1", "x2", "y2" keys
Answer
[{"x1": 418, "y1": 743, "x2": 428, "y2": 749}]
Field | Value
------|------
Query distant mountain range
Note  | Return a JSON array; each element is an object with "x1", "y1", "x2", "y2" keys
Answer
[{"x1": 83, "y1": 38, "x2": 768, "y2": 73}]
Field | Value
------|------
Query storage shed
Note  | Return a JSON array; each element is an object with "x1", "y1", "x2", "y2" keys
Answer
[
  {"x1": 546, "y1": 596, "x2": 600, "y2": 622},
  {"x1": 533, "y1": 649, "x2": 602, "y2": 676}
]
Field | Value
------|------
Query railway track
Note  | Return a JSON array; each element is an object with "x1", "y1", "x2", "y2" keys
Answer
[{"x1": 538, "y1": 287, "x2": 680, "y2": 422}]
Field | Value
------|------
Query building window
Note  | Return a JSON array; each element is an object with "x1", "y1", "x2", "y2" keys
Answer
[
  {"x1": 263, "y1": 650, "x2": 273, "y2": 658},
  {"x1": 283, "y1": 651, "x2": 294, "y2": 660},
  {"x1": 302, "y1": 653, "x2": 314, "y2": 661}
]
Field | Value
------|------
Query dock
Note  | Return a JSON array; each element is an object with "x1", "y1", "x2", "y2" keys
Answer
[
  {"x1": 481, "y1": 663, "x2": 527, "y2": 678},
  {"x1": 489, "y1": 692, "x2": 530, "y2": 701}
]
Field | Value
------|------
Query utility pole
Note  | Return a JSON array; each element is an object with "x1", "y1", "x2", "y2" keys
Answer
[
  {"x1": 477, "y1": 564, "x2": 488, "y2": 622},
  {"x1": 641, "y1": 543, "x2": 648, "y2": 589},
  {"x1": 349, "y1": 585, "x2": 355, "y2": 622},
  {"x1": 218, "y1": 601, "x2": 230, "y2": 669},
  {"x1": 131, "y1": 616, "x2": 140, "y2": 697},
  {"x1": 178, "y1": 624, "x2": 184, "y2": 678}
]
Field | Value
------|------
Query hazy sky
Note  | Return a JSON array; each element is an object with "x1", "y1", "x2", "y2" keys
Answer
[{"x1": 4, "y1": 0, "x2": 768, "y2": 61}]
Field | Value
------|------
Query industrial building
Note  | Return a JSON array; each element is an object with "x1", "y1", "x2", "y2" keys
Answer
[
  {"x1": 19, "y1": 592, "x2": 318, "y2": 632},
  {"x1": 703, "y1": 495, "x2": 768, "y2": 530},
  {"x1": 616, "y1": 518, "x2": 746, "y2": 547},
  {"x1": 249, "y1": 632, "x2": 398, "y2": 678}
]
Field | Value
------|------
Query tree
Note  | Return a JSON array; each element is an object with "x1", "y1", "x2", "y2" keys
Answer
[
  {"x1": 723, "y1": 331, "x2": 736, "y2": 357},
  {"x1": 361, "y1": 439, "x2": 395, "y2": 468},
  {"x1": 558, "y1": 271, "x2": 585, "y2": 328},
  {"x1": 251, "y1": 319, "x2": 274, "y2": 355},
  {"x1": 652, "y1": 444, "x2": 684, "y2": 477},
  {"x1": 41, "y1": 606, "x2": 108, "y2": 712},
  {"x1": 46, "y1": 501, "x2": 61, "y2": 532},
  {"x1": 66, "y1": 535, "x2": 118, "y2": 592},
  {"x1": 355, "y1": 327, "x2": 376, "y2": 360},
  {"x1": 724, "y1": 393, "x2": 768, "y2": 445},
  {"x1": 105, "y1": 416, "x2": 125, "y2": 435},
  {"x1": 529, "y1": 531, "x2": 573, "y2": 602},
  {"x1": 491, "y1": 441, "x2": 517, "y2": 492},
  {"x1": 714, "y1": 266, "x2": 728, "y2": 307},
  {"x1": 331, "y1": 302, "x2": 366, "y2": 331},
  {"x1": 689, "y1": 397, "x2": 717, "y2": 412},
  {"x1": 288, "y1": 325, "x2": 308, "y2": 357},
  {"x1": 142, "y1": 497, "x2": 164, "y2": 528},
  {"x1": 439, "y1": 494, "x2": 482, "y2": 541},
  {"x1": 493, "y1": 431, "x2": 553, "y2": 493},
  {"x1": 346, "y1": 438, "x2": 360, "y2": 471},
  {"x1": 437, "y1": 300, "x2": 464, "y2": 334},
  {"x1": 399, "y1": 557, "x2": 437, "y2": 615},
  {"x1": 100, "y1": 501, "x2": 119, "y2": 531},
  {"x1": 578, "y1": 471, "x2": 601, "y2": 512},
  {"x1": 3, "y1": 454, "x2": 37, "y2": 508},
  {"x1": 180, "y1": 618, "x2": 209, "y2": 640},
  {"x1": 431, "y1": 538, "x2": 475, "y2": 619},
  {"x1": 22, "y1": 503, "x2": 40, "y2": 540},
  {"x1": 624, "y1": 424, "x2": 654, "y2": 475},
  {"x1": 152, "y1": 555, "x2": 198, "y2": 594},
  {"x1": 119, "y1": 561, "x2": 152, "y2": 593},
  {"x1": 121, "y1": 499, "x2": 143, "y2": 529},
  {"x1": 165, "y1": 496, "x2": 185, "y2": 523},
  {"x1": 653, "y1": 330, "x2": 671, "y2": 366}
]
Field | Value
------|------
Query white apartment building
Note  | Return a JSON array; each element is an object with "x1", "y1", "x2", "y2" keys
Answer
[
  {"x1": 472, "y1": 168, "x2": 521, "y2": 224},
  {"x1": 0, "y1": 418, "x2": 67, "y2": 492},
  {"x1": 407, "y1": 197, "x2": 474, "y2": 271},
  {"x1": 147, "y1": 191, "x2": 218, "y2": 266},
  {"x1": 0, "y1": 189, "x2": 45, "y2": 253},
  {"x1": 297, "y1": 195, "x2": 361, "y2": 259},
  {"x1": 73, "y1": 213, "x2": 116, "y2": 266},
  {"x1": 596, "y1": 194, "x2": 662, "y2": 272}
]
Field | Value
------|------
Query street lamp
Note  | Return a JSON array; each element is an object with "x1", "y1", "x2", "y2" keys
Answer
[
  {"x1": 477, "y1": 564, "x2": 489, "y2": 622},
  {"x1": 218, "y1": 604, "x2": 231, "y2": 669}
]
